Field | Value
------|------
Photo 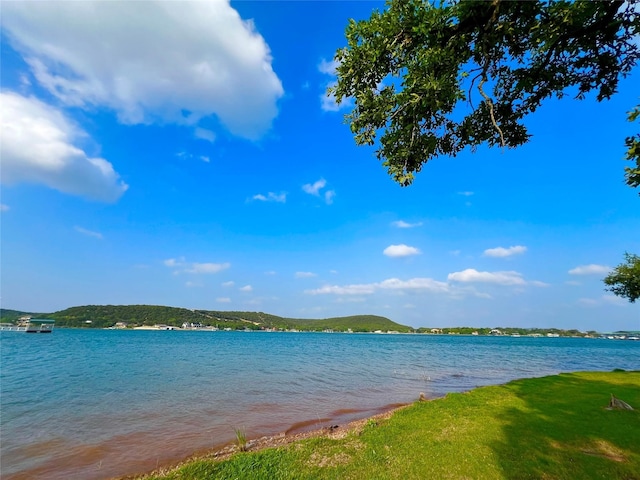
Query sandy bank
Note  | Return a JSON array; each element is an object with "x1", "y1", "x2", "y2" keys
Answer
[{"x1": 125, "y1": 403, "x2": 410, "y2": 479}]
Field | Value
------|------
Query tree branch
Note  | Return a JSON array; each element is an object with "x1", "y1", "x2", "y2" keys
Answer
[{"x1": 478, "y1": 74, "x2": 505, "y2": 147}]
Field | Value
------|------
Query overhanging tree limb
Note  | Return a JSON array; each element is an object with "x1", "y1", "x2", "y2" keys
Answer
[{"x1": 331, "y1": 0, "x2": 640, "y2": 186}]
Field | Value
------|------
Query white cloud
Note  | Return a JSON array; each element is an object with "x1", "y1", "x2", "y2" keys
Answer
[
  {"x1": 321, "y1": 85, "x2": 352, "y2": 112},
  {"x1": 295, "y1": 272, "x2": 317, "y2": 278},
  {"x1": 318, "y1": 58, "x2": 352, "y2": 112},
  {"x1": 383, "y1": 244, "x2": 421, "y2": 258},
  {"x1": 2, "y1": 1, "x2": 283, "y2": 140},
  {"x1": 568, "y1": 264, "x2": 611, "y2": 275},
  {"x1": 0, "y1": 91, "x2": 128, "y2": 202},
  {"x1": 164, "y1": 257, "x2": 185, "y2": 268},
  {"x1": 222, "y1": 281, "x2": 235, "y2": 287},
  {"x1": 301, "y1": 178, "x2": 335, "y2": 204},
  {"x1": 318, "y1": 59, "x2": 339, "y2": 76},
  {"x1": 447, "y1": 269, "x2": 526, "y2": 286},
  {"x1": 0, "y1": 204, "x2": 9, "y2": 212},
  {"x1": 324, "y1": 190, "x2": 336, "y2": 205},
  {"x1": 177, "y1": 151, "x2": 209, "y2": 163},
  {"x1": 302, "y1": 178, "x2": 326, "y2": 196},
  {"x1": 185, "y1": 281, "x2": 202, "y2": 288},
  {"x1": 74, "y1": 226, "x2": 103, "y2": 239},
  {"x1": 185, "y1": 262, "x2": 230, "y2": 274},
  {"x1": 391, "y1": 220, "x2": 423, "y2": 228},
  {"x1": 306, "y1": 277, "x2": 450, "y2": 296},
  {"x1": 601, "y1": 294, "x2": 627, "y2": 306},
  {"x1": 194, "y1": 127, "x2": 216, "y2": 143},
  {"x1": 20, "y1": 73, "x2": 31, "y2": 87},
  {"x1": 308, "y1": 284, "x2": 377, "y2": 295},
  {"x1": 240, "y1": 285, "x2": 253, "y2": 292},
  {"x1": 457, "y1": 191, "x2": 474, "y2": 196},
  {"x1": 377, "y1": 277, "x2": 450, "y2": 292},
  {"x1": 578, "y1": 298, "x2": 598, "y2": 307},
  {"x1": 577, "y1": 295, "x2": 626, "y2": 307},
  {"x1": 163, "y1": 257, "x2": 229, "y2": 274},
  {"x1": 483, "y1": 245, "x2": 527, "y2": 258},
  {"x1": 251, "y1": 192, "x2": 286, "y2": 203},
  {"x1": 216, "y1": 297, "x2": 231, "y2": 303}
]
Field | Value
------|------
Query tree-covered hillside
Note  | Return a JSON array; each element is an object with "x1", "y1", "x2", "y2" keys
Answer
[
  {"x1": 2, "y1": 305, "x2": 612, "y2": 335},
  {"x1": 203, "y1": 311, "x2": 410, "y2": 332},
  {"x1": 0, "y1": 309, "x2": 42, "y2": 323},
  {"x1": 44, "y1": 305, "x2": 411, "y2": 332},
  {"x1": 293, "y1": 315, "x2": 409, "y2": 332},
  {"x1": 49, "y1": 305, "x2": 208, "y2": 329}
]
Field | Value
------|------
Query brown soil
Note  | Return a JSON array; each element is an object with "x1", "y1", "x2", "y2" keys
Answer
[{"x1": 129, "y1": 405, "x2": 408, "y2": 479}]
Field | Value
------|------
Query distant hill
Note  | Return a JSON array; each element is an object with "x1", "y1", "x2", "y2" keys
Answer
[
  {"x1": 44, "y1": 305, "x2": 411, "y2": 332},
  {"x1": 204, "y1": 310, "x2": 410, "y2": 332},
  {"x1": 0, "y1": 309, "x2": 43, "y2": 323},
  {"x1": 2, "y1": 305, "x2": 607, "y2": 336}
]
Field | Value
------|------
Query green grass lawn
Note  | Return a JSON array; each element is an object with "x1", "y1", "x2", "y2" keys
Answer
[{"x1": 141, "y1": 371, "x2": 640, "y2": 480}]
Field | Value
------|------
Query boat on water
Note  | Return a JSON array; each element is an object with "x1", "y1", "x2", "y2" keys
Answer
[{"x1": 0, "y1": 317, "x2": 55, "y2": 333}]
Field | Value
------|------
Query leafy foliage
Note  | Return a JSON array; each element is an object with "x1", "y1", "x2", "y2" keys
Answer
[
  {"x1": 49, "y1": 305, "x2": 207, "y2": 329},
  {"x1": 603, "y1": 252, "x2": 640, "y2": 303},
  {"x1": 331, "y1": 0, "x2": 640, "y2": 185},
  {"x1": 625, "y1": 105, "x2": 640, "y2": 191}
]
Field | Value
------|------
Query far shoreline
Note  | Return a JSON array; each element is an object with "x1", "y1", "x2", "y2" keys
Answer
[{"x1": 43, "y1": 326, "x2": 639, "y2": 339}]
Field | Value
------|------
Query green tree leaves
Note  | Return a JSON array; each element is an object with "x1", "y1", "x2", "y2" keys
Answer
[
  {"x1": 625, "y1": 105, "x2": 640, "y2": 191},
  {"x1": 603, "y1": 253, "x2": 640, "y2": 303},
  {"x1": 331, "y1": 0, "x2": 640, "y2": 186}
]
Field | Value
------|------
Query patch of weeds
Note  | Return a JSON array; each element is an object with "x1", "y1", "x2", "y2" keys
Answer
[
  {"x1": 234, "y1": 427, "x2": 248, "y2": 452},
  {"x1": 361, "y1": 418, "x2": 378, "y2": 434}
]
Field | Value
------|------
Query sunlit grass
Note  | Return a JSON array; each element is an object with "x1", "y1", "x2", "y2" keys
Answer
[{"x1": 143, "y1": 371, "x2": 640, "y2": 480}]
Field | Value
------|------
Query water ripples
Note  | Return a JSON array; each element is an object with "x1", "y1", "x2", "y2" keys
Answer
[{"x1": 1, "y1": 330, "x2": 638, "y2": 479}]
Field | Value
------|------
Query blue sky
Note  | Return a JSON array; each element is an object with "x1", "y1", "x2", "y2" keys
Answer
[{"x1": 1, "y1": 1, "x2": 638, "y2": 332}]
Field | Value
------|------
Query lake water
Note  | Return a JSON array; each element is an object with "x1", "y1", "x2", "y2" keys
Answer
[{"x1": 1, "y1": 329, "x2": 638, "y2": 479}]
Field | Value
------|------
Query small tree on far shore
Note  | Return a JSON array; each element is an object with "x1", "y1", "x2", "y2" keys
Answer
[{"x1": 603, "y1": 253, "x2": 640, "y2": 303}]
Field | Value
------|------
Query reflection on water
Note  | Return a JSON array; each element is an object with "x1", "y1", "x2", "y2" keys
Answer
[{"x1": 1, "y1": 330, "x2": 638, "y2": 479}]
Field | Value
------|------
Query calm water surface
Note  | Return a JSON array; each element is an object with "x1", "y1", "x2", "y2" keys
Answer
[{"x1": 1, "y1": 330, "x2": 638, "y2": 479}]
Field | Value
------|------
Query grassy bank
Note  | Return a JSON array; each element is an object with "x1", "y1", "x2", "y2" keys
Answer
[{"x1": 140, "y1": 371, "x2": 639, "y2": 480}]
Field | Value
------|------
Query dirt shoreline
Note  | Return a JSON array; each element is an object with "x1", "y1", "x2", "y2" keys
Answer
[{"x1": 126, "y1": 403, "x2": 411, "y2": 479}]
